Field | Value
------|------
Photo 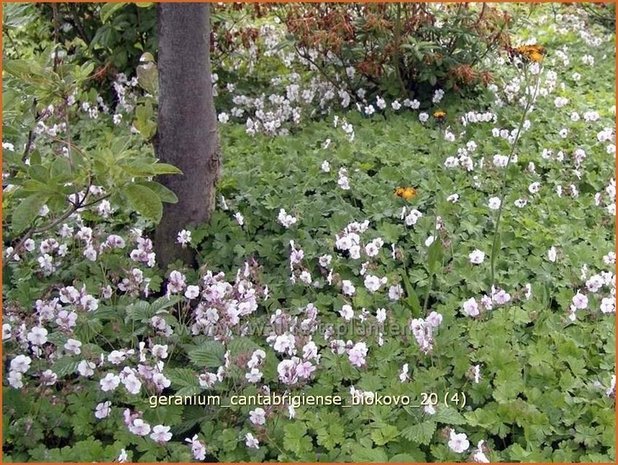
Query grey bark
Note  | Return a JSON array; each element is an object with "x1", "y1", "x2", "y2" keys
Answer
[{"x1": 154, "y1": 3, "x2": 221, "y2": 268}]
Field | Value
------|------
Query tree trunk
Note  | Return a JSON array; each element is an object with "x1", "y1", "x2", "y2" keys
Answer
[{"x1": 154, "y1": 3, "x2": 221, "y2": 268}]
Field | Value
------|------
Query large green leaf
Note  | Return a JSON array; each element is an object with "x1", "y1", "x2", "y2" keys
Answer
[
  {"x1": 141, "y1": 181, "x2": 178, "y2": 204},
  {"x1": 123, "y1": 184, "x2": 163, "y2": 222},
  {"x1": 10, "y1": 193, "x2": 48, "y2": 234}
]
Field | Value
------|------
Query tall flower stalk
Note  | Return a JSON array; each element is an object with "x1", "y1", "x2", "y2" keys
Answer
[{"x1": 489, "y1": 52, "x2": 544, "y2": 287}]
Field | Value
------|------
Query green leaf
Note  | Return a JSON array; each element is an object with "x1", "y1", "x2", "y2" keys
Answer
[
  {"x1": 140, "y1": 181, "x2": 178, "y2": 204},
  {"x1": 100, "y1": 3, "x2": 126, "y2": 23},
  {"x1": 401, "y1": 270, "x2": 422, "y2": 317},
  {"x1": 52, "y1": 356, "x2": 80, "y2": 377},
  {"x1": 351, "y1": 446, "x2": 389, "y2": 462},
  {"x1": 187, "y1": 341, "x2": 225, "y2": 368},
  {"x1": 427, "y1": 239, "x2": 443, "y2": 275},
  {"x1": 123, "y1": 184, "x2": 163, "y2": 222},
  {"x1": 371, "y1": 424, "x2": 399, "y2": 445},
  {"x1": 151, "y1": 163, "x2": 183, "y2": 175},
  {"x1": 400, "y1": 420, "x2": 436, "y2": 445},
  {"x1": 10, "y1": 193, "x2": 48, "y2": 234},
  {"x1": 433, "y1": 406, "x2": 467, "y2": 425}
]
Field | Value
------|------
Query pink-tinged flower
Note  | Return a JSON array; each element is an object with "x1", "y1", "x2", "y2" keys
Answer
[
  {"x1": 150, "y1": 425, "x2": 172, "y2": 443},
  {"x1": 364, "y1": 274, "x2": 386, "y2": 293},
  {"x1": 64, "y1": 338, "x2": 82, "y2": 355},
  {"x1": 572, "y1": 291, "x2": 588, "y2": 309},
  {"x1": 245, "y1": 368, "x2": 262, "y2": 383},
  {"x1": 10, "y1": 355, "x2": 31, "y2": 373},
  {"x1": 462, "y1": 298, "x2": 480, "y2": 317},
  {"x1": 77, "y1": 360, "x2": 95, "y2": 377},
  {"x1": 448, "y1": 430, "x2": 470, "y2": 453},
  {"x1": 339, "y1": 304, "x2": 354, "y2": 321},
  {"x1": 128, "y1": 418, "x2": 151, "y2": 436},
  {"x1": 27, "y1": 326, "x2": 48, "y2": 346},
  {"x1": 95, "y1": 401, "x2": 111, "y2": 419},
  {"x1": 249, "y1": 408, "x2": 266, "y2": 426},
  {"x1": 277, "y1": 359, "x2": 299, "y2": 385},
  {"x1": 185, "y1": 435, "x2": 207, "y2": 460},
  {"x1": 348, "y1": 342, "x2": 368, "y2": 367},
  {"x1": 472, "y1": 440, "x2": 490, "y2": 463},
  {"x1": 342, "y1": 280, "x2": 356, "y2": 296},
  {"x1": 245, "y1": 432, "x2": 260, "y2": 449},
  {"x1": 185, "y1": 285, "x2": 200, "y2": 299},
  {"x1": 100, "y1": 373, "x2": 121, "y2": 392}
]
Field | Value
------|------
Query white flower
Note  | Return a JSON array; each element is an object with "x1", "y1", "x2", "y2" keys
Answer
[
  {"x1": 95, "y1": 401, "x2": 111, "y2": 419},
  {"x1": 348, "y1": 342, "x2": 368, "y2": 367},
  {"x1": 117, "y1": 449, "x2": 129, "y2": 462},
  {"x1": 571, "y1": 291, "x2": 588, "y2": 309},
  {"x1": 547, "y1": 246, "x2": 557, "y2": 263},
  {"x1": 419, "y1": 112, "x2": 429, "y2": 123},
  {"x1": 177, "y1": 229, "x2": 192, "y2": 246},
  {"x1": 185, "y1": 435, "x2": 207, "y2": 460},
  {"x1": 150, "y1": 424, "x2": 173, "y2": 443},
  {"x1": 152, "y1": 344, "x2": 169, "y2": 359},
  {"x1": 600, "y1": 297, "x2": 615, "y2": 314},
  {"x1": 245, "y1": 432, "x2": 260, "y2": 449},
  {"x1": 100, "y1": 373, "x2": 121, "y2": 392},
  {"x1": 64, "y1": 338, "x2": 82, "y2": 355},
  {"x1": 249, "y1": 408, "x2": 266, "y2": 425},
  {"x1": 321, "y1": 160, "x2": 331, "y2": 172},
  {"x1": 425, "y1": 235, "x2": 435, "y2": 247},
  {"x1": 488, "y1": 197, "x2": 501, "y2": 210},
  {"x1": 528, "y1": 182, "x2": 541, "y2": 194},
  {"x1": 364, "y1": 274, "x2": 386, "y2": 293},
  {"x1": 41, "y1": 368, "x2": 58, "y2": 385},
  {"x1": 462, "y1": 298, "x2": 480, "y2": 317},
  {"x1": 27, "y1": 326, "x2": 48, "y2": 346},
  {"x1": 8, "y1": 371, "x2": 23, "y2": 388},
  {"x1": 469, "y1": 250, "x2": 485, "y2": 264},
  {"x1": 2, "y1": 323, "x2": 11, "y2": 340},
  {"x1": 447, "y1": 193, "x2": 459, "y2": 203},
  {"x1": 108, "y1": 350, "x2": 127, "y2": 365},
  {"x1": 388, "y1": 284, "x2": 403, "y2": 301},
  {"x1": 245, "y1": 368, "x2": 263, "y2": 383},
  {"x1": 129, "y1": 419, "x2": 151, "y2": 436},
  {"x1": 217, "y1": 112, "x2": 229, "y2": 124},
  {"x1": 234, "y1": 212, "x2": 245, "y2": 226},
  {"x1": 299, "y1": 270, "x2": 312, "y2": 284},
  {"x1": 10, "y1": 355, "x2": 32, "y2": 373},
  {"x1": 339, "y1": 304, "x2": 354, "y2": 321},
  {"x1": 185, "y1": 285, "x2": 200, "y2": 299},
  {"x1": 448, "y1": 430, "x2": 470, "y2": 453},
  {"x1": 399, "y1": 363, "x2": 410, "y2": 382},
  {"x1": 77, "y1": 360, "x2": 95, "y2": 377},
  {"x1": 277, "y1": 208, "x2": 297, "y2": 228},
  {"x1": 342, "y1": 280, "x2": 356, "y2": 296},
  {"x1": 472, "y1": 440, "x2": 490, "y2": 463}
]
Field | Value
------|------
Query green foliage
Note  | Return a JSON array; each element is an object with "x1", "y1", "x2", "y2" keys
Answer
[{"x1": 2, "y1": 3, "x2": 615, "y2": 463}]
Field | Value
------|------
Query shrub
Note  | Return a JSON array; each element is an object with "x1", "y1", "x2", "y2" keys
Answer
[{"x1": 284, "y1": 3, "x2": 512, "y2": 101}]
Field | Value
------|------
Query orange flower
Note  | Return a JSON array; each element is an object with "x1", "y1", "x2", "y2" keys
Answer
[
  {"x1": 514, "y1": 44, "x2": 545, "y2": 63},
  {"x1": 433, "y1": 110, "x2": 447, "y2": 120},
  {"x1": 394, "y1": 186, "x2": 417, "y2": 201}
]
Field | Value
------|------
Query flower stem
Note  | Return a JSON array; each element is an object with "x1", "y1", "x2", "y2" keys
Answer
[{"x1": 489, "y1": 65, "x2": 541, "y2": 287}]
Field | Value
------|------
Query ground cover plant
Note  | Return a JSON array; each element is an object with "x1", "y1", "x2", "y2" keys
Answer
[{"x1": 2, "y1": 2, "x2": 616, "y2": 463}]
